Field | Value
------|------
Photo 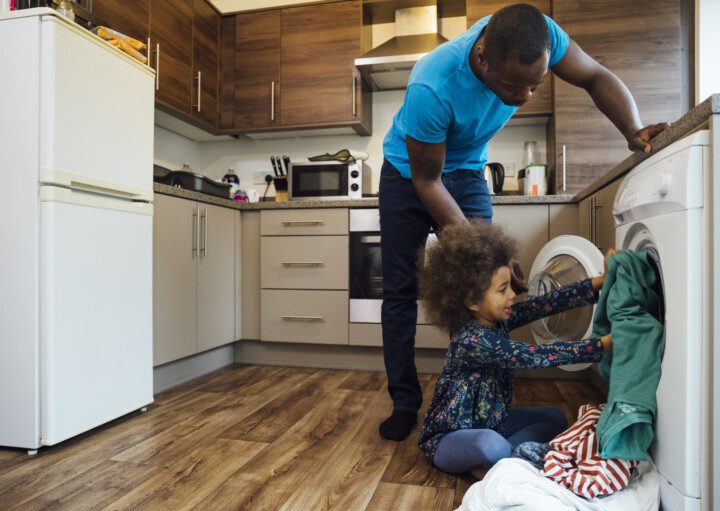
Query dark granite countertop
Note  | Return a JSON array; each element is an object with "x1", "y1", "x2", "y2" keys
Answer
[{"x1": 153, "y1": 183, "x2": 575, "y2": 209}]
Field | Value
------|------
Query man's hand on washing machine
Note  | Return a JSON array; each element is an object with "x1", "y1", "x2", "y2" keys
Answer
[{"x1": 592, "y1": 248, "x2": 619, "y2": 292}]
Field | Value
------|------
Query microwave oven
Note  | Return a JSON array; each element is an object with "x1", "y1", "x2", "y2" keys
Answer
[{"x1": 288, "y1": 160, "x2": 371, "y2": 200}]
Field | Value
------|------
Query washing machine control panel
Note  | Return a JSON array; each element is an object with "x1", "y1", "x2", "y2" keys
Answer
[{"x1": 613, "y1": 142, "x2": 705, "y2": 225}]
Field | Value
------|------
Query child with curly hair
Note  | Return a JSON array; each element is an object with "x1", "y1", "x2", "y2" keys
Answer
[{"x1": 418, "y1": 220, "x2": 614, "y2": 478}]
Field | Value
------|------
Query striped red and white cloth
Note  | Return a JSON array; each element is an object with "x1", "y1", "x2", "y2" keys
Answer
[{"x1": 542, "y1": 404, "x2": 639, "y2": 499}]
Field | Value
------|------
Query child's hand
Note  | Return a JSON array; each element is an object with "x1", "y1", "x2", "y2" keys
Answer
[
  {"x1": 591, "y1": 248, "x2": 619, "y2": 292},
  {"x1": 601, "y1": 333, "x2": 612, "y2": 352}
]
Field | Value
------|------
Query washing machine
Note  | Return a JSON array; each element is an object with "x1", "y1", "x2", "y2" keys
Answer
[{"x1": 527, "y1": 130, "x2": 711, "y2": 511}]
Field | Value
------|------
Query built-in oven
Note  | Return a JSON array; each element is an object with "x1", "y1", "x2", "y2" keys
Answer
[
  {"x1": 350, "y1": 209, "x2": 383, "y2": 323},
  {"x1": 349, "y1": 209, "x2": 437, "y2": 324}
]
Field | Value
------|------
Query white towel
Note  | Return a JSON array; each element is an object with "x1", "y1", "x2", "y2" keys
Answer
[{"x1": 455, "y1": 458, "x2": 659, "y2": 511}]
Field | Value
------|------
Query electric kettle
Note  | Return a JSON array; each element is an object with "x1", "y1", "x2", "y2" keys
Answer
[{"x1": 483, "y1": 162, "x2": 505, "y2": 195}]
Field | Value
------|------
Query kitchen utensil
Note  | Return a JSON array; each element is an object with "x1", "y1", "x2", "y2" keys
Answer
[
  {"x1": 525, "y1": 164, "x2": 547, "y2": 196},
  {"x1": 523, "y1": 141, "x2": 541, "y2": 169},
  {"x1": 270, "y1": 156, "x2": 280, "y2": 176},
  {"x1": 282, "y1": 155, "x2": 291, "y2": 175},
  {"x1": 222, "y1": 168, "x2": 240, "y2": 185},
  {"x1": 483, "y1": 162, "x2": 505, "y2": 195}
]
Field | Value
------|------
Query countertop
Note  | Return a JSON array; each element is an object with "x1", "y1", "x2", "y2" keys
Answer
[
  {"x1": 155, "y1": 94, "x2": 720, "y2": 209},
  {"x1": 153, "y1": 183, "x2": 575, "y2": 209}
]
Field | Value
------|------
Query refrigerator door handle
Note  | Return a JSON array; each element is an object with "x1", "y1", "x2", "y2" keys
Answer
[
  {"x1": 40, "y1": 168, "x2": 153, "y2": 203},
  {"x1": 39, "y1": 186, "x2": 152, "y2": 215}
]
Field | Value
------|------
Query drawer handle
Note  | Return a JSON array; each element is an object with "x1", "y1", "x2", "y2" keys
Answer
[
  {"x1": 281, "y1": 315, "x2": 324, "y2": 322},
  {"x1": 281, "y1": 262, "x2": 325, "y2": 267},
  {"x1": 281, "y1": 221, "x2": 325, "y2": 227}
]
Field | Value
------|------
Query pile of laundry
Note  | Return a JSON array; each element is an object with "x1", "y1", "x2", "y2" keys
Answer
[
  {"x1": 93, "y1": 26, "x2": 147, "y2": 64},
  {"x1": 457, "y1": 251, "x2": 665, "y2": 510}
]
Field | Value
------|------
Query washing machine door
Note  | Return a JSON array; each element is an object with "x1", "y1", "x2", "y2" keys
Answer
[{"x1": 527, "y1": 235, "x2": 604, "y2": 371}]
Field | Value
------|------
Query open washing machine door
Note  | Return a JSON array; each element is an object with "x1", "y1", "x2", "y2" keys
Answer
[{"x1": 527, "y1": 235, "x2": 604, "y2": 371}]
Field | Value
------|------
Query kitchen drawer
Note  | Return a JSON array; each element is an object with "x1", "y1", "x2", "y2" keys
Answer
[
  {"x1": 261, "y1": 235, "x2": 348, "y2": 290},
  {"x1": 260, "y1": 209, "x2": 348, "y2": 236},
  {"x1": 261, "y1": 290, "x2": 348, "y2": 344},
  {"x1": 349, "y1": 323, "x2": 449, "y2": 349}
]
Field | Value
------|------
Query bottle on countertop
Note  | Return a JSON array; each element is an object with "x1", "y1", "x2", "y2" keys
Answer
[{"x1": 222, "y1": 168, "x2": 240, "y2": 185}]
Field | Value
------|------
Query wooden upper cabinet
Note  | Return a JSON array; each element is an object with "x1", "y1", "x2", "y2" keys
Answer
[
  {"x1": 280, "y1": 0, "x2": 370, "y2": 132},
  {"x1": 192, "y1": 0, "x2": 219, "y2": 127},
  {"x1": 92, "y1": 0, "x2": 149, "y2": 43},
  {"x1": 150, "y1": 0, "x2": 193, "y2": 116},
  {"x1": 219, "y1": 16, "x2": 236, "y2": 130},
  {"x1": 552, "y1": 0, "x2": 684, "y2": 193},
  {"x1": 466, "y1": 0, "x2": 552, "y2": 116},
  {"x1": 234, "y1": 10, "x2": 281, "y2": 130}
]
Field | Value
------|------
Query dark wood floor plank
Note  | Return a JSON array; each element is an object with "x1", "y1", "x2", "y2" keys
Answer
[
  {"x1": 381, "y1": 377, "x2": 456, "y2": 489},
  {"x1": 152, "y1": 363, "x2": 253, "y2": 405},
  {"x1": 338, "y1": 370, "x2": 387, "y2": 392},
  {"x1": 453, "y1": 475, "x2": 476, "y2": 510},
  {"x1": 277, "y1": 390, "x2": 397, "y2": 510},
  {"x1": 366, "y1": 482, "x2": 454, "y2": 511},
  {"x1": 110, "y1": 367, "x2": 317, "y2": 467},
  {"x1": 13, "y1": 460, "x2": 162, "y2": 511},
  {"x1": 219, "y1": 370, "x2": 347, "y2": 443},
  {"x1": 192, "y1": 389, "x2": 376, "y2": 510},
  {"x1": 100, "y1": 438, "x2": 267, "y2": 511}
]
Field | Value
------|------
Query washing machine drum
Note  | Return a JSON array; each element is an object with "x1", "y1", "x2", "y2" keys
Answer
[{"x1": 527, "y1": 235, "x2": 604, "y2": 371}]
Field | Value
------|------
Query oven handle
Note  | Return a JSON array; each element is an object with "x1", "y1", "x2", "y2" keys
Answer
[
  {"x1": 359, "y1": 235, "x2": 381, "y2": 243},
  {"x1": 281, "y1": 315, "x2": 324, "y2": 322},
  {"x1": 281, "y1": 262, "x2": 324, "y2": 267},
  {"x1": 281, "y1": 221, "x2": 324, "y2": 227}
]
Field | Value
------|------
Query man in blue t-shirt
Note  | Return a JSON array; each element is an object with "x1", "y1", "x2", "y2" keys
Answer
[{"x1": 378, "y1": 3, "x2": 667, "y2": 441}]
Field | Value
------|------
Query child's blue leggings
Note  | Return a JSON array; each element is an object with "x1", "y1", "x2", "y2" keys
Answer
[{"x1": 432, "y1": 406, "x2": 568, "y2": 473}]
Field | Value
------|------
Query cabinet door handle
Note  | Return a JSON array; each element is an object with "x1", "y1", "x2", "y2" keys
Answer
[
  {"x1": 270, "y1": 81, "x2": 275, "y2": 122},
  {"x1": 281, "y1": 315, "x2": 323, "y2": 322},
  {"x1": 194, "y1": 205, "x2": 201, "y2": 257},
  {"x1": 200, "y1": 208, "x2": 208, "y2": 258},
  {"x1": 192, "y1": 206, "x2": 199, "y2": 258},
  {"x1": 352, "y1": 74, "x2": 357, "y2": 117},
  {"x1": 194, "y1": 71, "x2": 202, "y2": 112},
  {"x1": 594, "y1": 204, "x2": 603, "y2": 252},
  {"x1": 590, "y1": 197, "x2": 595, "y2": 245},
  {"x1": 154, "y1": 43, "x2": 160, "y2": 91},
  {"x1": 281, "y1": 220, "x2": 324, "y2": 227},
  {"x1": 281, "y1": 262, "x2": 324, "y2": 267},
  {"x1": 562, "y1": 144, "x2": 567, "y2": 192},
  {"x1": 147, "y1": 37, "x2": 152, "y2": 71}
]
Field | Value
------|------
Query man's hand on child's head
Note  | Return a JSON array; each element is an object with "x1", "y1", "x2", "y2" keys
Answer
[{"x1": 509, "y1": 259, "x2": 528, "y2": 294}]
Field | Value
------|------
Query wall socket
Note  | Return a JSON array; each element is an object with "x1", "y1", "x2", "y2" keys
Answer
[{"x1": 253, "y1": 171, "x2": 272, "y2": 185}]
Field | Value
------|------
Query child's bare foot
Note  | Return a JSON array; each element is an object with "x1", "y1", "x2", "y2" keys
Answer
[{"x1": 469, "y1": 466, "x2": 489, "y2": 481}]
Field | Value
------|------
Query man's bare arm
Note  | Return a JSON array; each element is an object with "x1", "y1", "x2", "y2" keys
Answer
[
  {"x1": 552, "y1": 40, "x2": 668, "y2": 153},
  {"x1": 406, "y1": 135, "x2": 467, "y2": 227}
]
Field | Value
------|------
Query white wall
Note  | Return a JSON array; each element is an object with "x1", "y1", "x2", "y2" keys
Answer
[
  {"x1": 696, "y1": 0, "x2": 720, "y2": 104},
  {"x1": 154, "y1": 92, "x2": 546, "y2": 197}
]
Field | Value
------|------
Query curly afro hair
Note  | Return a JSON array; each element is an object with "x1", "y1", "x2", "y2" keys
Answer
[{"x1": 418, "y1": 220, "x2": 519, "y2": 335}]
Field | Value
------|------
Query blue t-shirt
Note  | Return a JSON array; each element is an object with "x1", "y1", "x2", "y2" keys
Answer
[{"x1": 383, "y1": 15, "x2": 569, "y2": 178}]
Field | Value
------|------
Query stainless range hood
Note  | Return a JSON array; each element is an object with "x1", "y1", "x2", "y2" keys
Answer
[{"x1": 355, "y1": 5, "x2": 448, "y2": 91}]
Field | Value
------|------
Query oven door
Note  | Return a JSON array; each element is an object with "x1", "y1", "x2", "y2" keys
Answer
[
  {"x1": 349, "y1": 231, "x2": 382, "y2": 323},
  {"x1": 289, "y1": 162, "x2": 348, "y2": 200}
]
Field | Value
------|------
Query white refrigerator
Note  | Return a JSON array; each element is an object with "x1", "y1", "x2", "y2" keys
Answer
[{"x1": 0, "y1": 8, "x2": 155, "y2": 450}]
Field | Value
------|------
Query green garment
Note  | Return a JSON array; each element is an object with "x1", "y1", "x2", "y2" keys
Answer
[{"x1": 592, "y1": 251, "x2": 664, "y2": 461}]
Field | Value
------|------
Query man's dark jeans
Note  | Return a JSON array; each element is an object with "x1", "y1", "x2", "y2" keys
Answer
[{"x1": 379, "y1": 159, "x2": 493, "y2": 413}]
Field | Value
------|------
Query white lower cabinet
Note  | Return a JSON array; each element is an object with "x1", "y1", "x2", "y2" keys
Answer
[{"x1": 153, "y1": 194, "x2": 236, "y2": 366}]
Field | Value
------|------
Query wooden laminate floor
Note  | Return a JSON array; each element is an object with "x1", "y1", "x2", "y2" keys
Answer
[{"x1": 0, "y1": 365, "x2": 605, "y2": 510}]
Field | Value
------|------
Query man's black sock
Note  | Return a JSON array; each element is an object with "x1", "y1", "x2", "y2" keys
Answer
[{"x1": 379, "y1": 410, "x2": 417, "y2": 441}]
